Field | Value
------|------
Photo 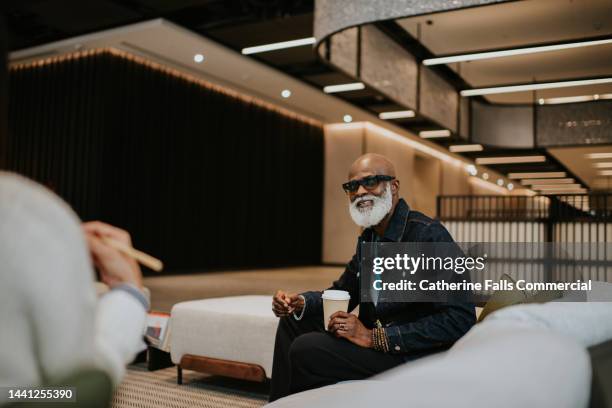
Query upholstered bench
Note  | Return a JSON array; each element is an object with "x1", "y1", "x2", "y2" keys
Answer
[{"x1": 170, "y1": 295, "x2": 279, "y2": 383}]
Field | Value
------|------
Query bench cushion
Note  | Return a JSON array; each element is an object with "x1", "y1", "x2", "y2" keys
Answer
[{"x1": 170, "y1": 296, "x2": 279, "y2": 376}]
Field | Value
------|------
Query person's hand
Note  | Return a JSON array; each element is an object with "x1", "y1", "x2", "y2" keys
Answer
[
  {"x1": 272, "y1": 290, "x2": 304, "y2": 317},
  {"x1": 328, "y1": 311, "x2": 373, "y2": 348},
  {"x1": 83, "y1": 221, "x2": 143, "y2": 289}
]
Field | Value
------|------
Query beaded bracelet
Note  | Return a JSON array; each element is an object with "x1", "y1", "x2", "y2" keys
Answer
[{"x1": 372, "y1": 328, "x2": 390, "y2": 353}]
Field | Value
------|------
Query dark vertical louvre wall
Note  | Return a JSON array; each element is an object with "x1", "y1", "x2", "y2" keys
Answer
[
  {"x1": 6, "y1": 51, "x2": 324, "y2": 272},
  {"x1": 0, "y1": 17, "x2": 7, "y2": 167}
]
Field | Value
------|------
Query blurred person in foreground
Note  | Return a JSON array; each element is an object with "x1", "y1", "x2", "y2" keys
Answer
[
  {"x1": 0, "y1": 172, "x2": 148, "y2": 400},
  {"x1": 269, "y1": 153, "x2": 476, "y2": 401}
]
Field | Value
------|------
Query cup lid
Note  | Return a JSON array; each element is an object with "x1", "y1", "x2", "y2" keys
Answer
[{"x1": 322, "y1": 290, "x2": 351, "y2": 300}]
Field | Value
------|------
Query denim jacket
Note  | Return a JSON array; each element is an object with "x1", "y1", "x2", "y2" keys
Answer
[{"x1": 301, "y1": 198, "x2": 476, "y2": 359}]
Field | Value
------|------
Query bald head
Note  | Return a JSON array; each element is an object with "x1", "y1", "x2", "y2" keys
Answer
[{"x1": 349, "y1": 153, "x2": 396, "y2": 179}]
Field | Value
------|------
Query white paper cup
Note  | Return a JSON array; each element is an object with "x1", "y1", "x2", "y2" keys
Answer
[{"x1": 322, "y1": 290, "x2": 351, "y2": 331}]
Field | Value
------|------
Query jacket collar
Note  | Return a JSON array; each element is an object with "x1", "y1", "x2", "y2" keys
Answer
[{"x1": 367, "y1": 198, "x2": 410, "y2": 242}]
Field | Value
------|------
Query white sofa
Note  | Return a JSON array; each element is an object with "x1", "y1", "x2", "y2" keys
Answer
[{"x1": 267, "y1": 302, "x2": 612, "y2": 408}]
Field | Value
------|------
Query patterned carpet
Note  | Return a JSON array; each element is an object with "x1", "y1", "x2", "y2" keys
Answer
[{"x1": 112, "y1": 364, "x2": 269, "y2": 408}]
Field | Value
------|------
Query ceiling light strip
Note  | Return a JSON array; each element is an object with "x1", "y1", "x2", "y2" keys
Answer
[
  {"x1": 378, "y1": 110, "x2": 415, "y2": 120},
  {"x1": 539, "y1": 189, "x2": 587, "y2": 195},
  {"x1": 461, "y1": 77, "x2": 612, "y2": 97},
  {"x1": 423, "y1": 38, "x2": 612, "y2": 66},
  {"x1": 586, "y1": 152, "x2": 612, "y2": 159},
  {"x1": 241, "y1": 37, "x2": 316, "y2": 55},
  {"x1": 521, "y1": 178, "x2": 574, "y2": 185},
  {"x1": 539, "y1": 94, "x2": 612, "y2": 105},
  {"x1": 537, "y1": 189, "x2": 585, "y2": 193},
  {"x1": 508, "y1": 172, "x2": 566, "y2": 179},
  {"x1": 419, "y1": 129, "x2": 451, "y2": 138},
  {"x1": 323, "y1": 82, "x2": 366, "y2": 93},
  {"x1": 531, "y1": 184, "x2": 582, "y2": 190},
  {"x1": 449, "y1": 144, "x2": 483, "y2": 153},
  {"x1": 475, "y1": 156, "x2": 546, "y2": 165}
]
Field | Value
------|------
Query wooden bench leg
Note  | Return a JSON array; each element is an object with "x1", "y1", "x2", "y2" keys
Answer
[
  {"x1": 177, "y1": 365, "x2": 183, "y2": 385},
  {"x1": 180, "y1": 354, "x2": 267, "y2": 382}
]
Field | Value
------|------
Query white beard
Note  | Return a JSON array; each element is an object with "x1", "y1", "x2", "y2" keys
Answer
[{"x1": 348, "y1": 183, "x2": 393, "y2": 228}]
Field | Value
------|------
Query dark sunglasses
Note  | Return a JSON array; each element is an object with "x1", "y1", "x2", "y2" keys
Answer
[{"x1": 342, "y1": 175, "x2": 395, "y2": 193}]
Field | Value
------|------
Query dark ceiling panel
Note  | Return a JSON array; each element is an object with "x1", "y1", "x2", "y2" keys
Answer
[
  {"x1": 253, "y1": 47, "x2": 316, "y2": 66},
  {"x1": 25, "y1": 0, "x2": 141, "y2": 33},
  {"x1": 205, "y1": 12, "x2": 313, "y2": 48}
]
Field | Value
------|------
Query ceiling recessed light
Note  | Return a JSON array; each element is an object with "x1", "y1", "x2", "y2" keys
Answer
[
  {"x1": 281, "y1": 89, "x2": 291, "y2": 98},
  {"x1": 496, "y1": 179, "x2": 504, "y2": 186},
  {"x1": 507, "y1": 183, "x2": 514, "y2": 191},
  {"x1": 419, "y1": 129, "x2": 451, "y2": 138},
  {"x1": 466, "y1": 164, "x2": 477, "y2": 176},
  {"x1": 461, "y1": 77, "x2": 612, "y2": 97},
  {"x1": 343, "y1": 114, "x2": 353, "y2": 123},
  {"x1": 323, "y1": 82, "x2": 365, "y2": 93},
  {"x1": 423, "y1": 38, "x2": 612, "y2": 66},
  {"x1": 241, "y1": 37, "x2": 316, "y2": 55},
  {"x1": 449, "y1": 144, "x2": 483, "y2": 153},
  {"x1": 482, "y1": 173, "x2": 489, "y2": 180},
  {"x1": 586, "y1": 152, "x2": 612, "y2": 159},
  {"x1": 538, "y1": 98, "x2": 545, "y2": 105},
  {"x1": 193, "y1": 54, "x2": 205, "y2": 63},
  {"x1": 508, "y1": 172, "x2": 566, "y2": 179},
  {"x1": 475, "y1": 156, "x2": 546, "y2": 165},
  {"x1": 378, "y1": 110, "x2": 415, "y2": 120}
]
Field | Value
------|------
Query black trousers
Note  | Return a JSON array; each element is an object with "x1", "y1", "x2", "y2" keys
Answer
[{"x1": 268, "y1": 314, "x2": 405, "y2": 402}]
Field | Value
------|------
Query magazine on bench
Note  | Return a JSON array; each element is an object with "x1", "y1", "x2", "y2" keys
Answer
[{"x1": 145, "y1": 311, "x2": 171, "y2": 352}]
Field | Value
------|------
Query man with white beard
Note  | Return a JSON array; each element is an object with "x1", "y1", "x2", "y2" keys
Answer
[{"x1": 268, "y1": 153, "x2": 476, "y2": 402}]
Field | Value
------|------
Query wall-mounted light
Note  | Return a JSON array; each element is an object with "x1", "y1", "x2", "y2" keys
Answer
[
  {"x1": 193, "y1": 54, "x2": 205, "y2": 63},
  {"x1": 324, "y1": 82, "x2": 365, "y2": 94},
  {"x1": 423, "y1": 38, "x2": 612, "y2": 66},
  {"x1": 461, "y1": 77, "x2": 612, "y2": 97},
  {"x1": 469, "y1": 177, "x2": 507, "y2": 194},
  {"x1": 450, "y1": 144, "x2": 483, "y2": 153},
  {"x1": 419, "y1": 129, "x2": 451, "y2": 138},
  {"x1": 475, "y1": 156, "x2": 546, "y2": 165},
  {"x1": 281, "y1": 89, "x2": 291, "y2": 98},
  {"x1": 241, "y1": 37, "x2": 316, "y2": 55},
  {"x1": 378, "y1": 110, "x2": 415, "y2": 120}
]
